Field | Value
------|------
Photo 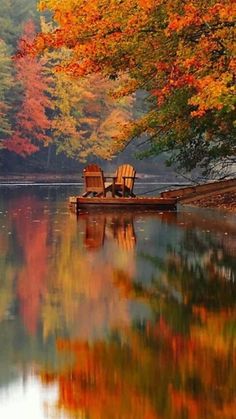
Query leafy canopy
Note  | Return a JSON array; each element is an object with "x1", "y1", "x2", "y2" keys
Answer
[
  {"x1": 34, "y1": 0, "x2": 236, "y2": 173},
  {"x1": 0, "y1": 41, "x2": 13, "y2": 141}
]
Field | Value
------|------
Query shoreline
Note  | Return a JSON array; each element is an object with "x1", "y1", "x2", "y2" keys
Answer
[
  {"x1": 0, "y1": 173, "x2": 185, "y2": 183},
  {"x1": 0, "y1": 174, "x2": 235, "y2": 213},
  {"x1": 185, "y1": 191, "x2": 236, "y2": 213}
]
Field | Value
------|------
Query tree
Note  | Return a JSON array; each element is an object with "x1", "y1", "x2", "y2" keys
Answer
[
  {"x1": 51, "y1": 72, "x2": 133, "y2": 160},
  {"x1": 35, "y1": 0, "x2": 235, "y2": 174},
  {"x1": 0, "y1": 40, "x2": 13, "y2": 143},
  {"x1": 39, "y1": 17, "x2": 133, "y2": 161},
  {"x1": 0, "y1": 0, "x2": 38, "y2": 49},
  {"x1": 5, "y1": 21, "x2": 52, "y2": 157}
]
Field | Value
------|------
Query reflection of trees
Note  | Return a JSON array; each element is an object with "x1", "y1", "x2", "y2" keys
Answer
[
  {"x1": 1, "y1": 199, "x2": 236, "y2": 418},
  {"x1": 42, "y1": 212, "x2": 137, "y2": 340},
  {"x1": 10, "y1": 195, "x2": 50, "y2": 334},
  {"x1": 139, "y1": 228, "x2": 236, "y2": 311},
  {"x1": 0, "y1": 318, "x2": 59, "y2": 389},
  {"x1": 135, "y1": 227, "x2": 236, "y2": 418},
  {"x1": 0, "y1": 203, "x2": 138, "y2": 342},
  {"x1": 39, "y1": 216, "x2": 236, "y2": 419},
  {"x1": 41, "y1": 338, "x2": 159, "y2": 419},
  {"x1": 0, "y1": 193, "x2": 70, "y2": 388},
  {"x1": 0, "y1": 193, "x2": 61, "y2": 388},
  {"x1": 39, "y1": 309, "x2": 236, "y2": 419},
  {"x1": 0, "y1": 213, "x2": 16, "y2": 322}
]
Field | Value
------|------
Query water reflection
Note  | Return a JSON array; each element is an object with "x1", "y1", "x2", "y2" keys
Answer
[
  {"x1": 78, "y1": 212, "x2": 137, "y2": 251},
  {"x1": 0, "y1": 188, "x2": 236, "y2": 418}
]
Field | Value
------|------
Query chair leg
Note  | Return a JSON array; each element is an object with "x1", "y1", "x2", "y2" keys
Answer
[
  {"x1": 112, "y1": 179, "x2": 115, "y2": 197},
  {"x1": 122, "y1": 178, "x2": 126, "y2": 197}
]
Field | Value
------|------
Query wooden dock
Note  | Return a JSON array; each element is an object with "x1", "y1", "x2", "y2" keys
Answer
[
  {"x1": 69, "y1": 196, "x2": 177, "y2": 212},
  {"x1": 160, "y1": 178, "x2": 236, "y2": 203}
]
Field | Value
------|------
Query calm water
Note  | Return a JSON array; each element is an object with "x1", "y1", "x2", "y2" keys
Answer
[{"x1": 0, "y1": 185, "x2": 236, "y2": 419}]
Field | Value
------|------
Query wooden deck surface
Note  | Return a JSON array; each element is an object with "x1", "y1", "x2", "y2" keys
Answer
[{"x1": 69, "y1": 196, "x2": 177, "y2": 211}]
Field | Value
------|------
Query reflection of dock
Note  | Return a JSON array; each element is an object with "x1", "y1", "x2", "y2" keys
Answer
[
  {"x1": 69, "y1": 196, "x2": 177, "y2": 212},
  {"x1": 75, "y1": 210, "x2": 179, "y2": 252}
]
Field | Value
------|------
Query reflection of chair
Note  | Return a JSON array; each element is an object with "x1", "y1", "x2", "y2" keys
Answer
[
  {"x1": 113, "y1": 164, "x2": 136, "y2": 197},
  {"x1": 82, "y1": 164, "x2": 112, "y2": 197},
  {"x1": 77, "y1": 213, "x2": 136, "y2": 251},
  {"x1": 84, "y1": 216, "x2": 106, "y2": 250},
  {"x1": 110, "y1": 216, "x2": 136, "y2": 251}
]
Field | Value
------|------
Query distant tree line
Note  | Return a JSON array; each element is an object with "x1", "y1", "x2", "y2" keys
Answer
[{"x1": 0, "y1": 0, "x2": 134, "y2": 172}]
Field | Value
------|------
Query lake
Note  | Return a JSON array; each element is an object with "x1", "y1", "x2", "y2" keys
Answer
[{"x1": 0, "y1": 184, "x2": 236, "y2": 419}]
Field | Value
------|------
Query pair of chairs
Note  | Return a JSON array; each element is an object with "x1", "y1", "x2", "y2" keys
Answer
[{"x1": 82, "y1": 163, "x2": 136, "y2": 198}]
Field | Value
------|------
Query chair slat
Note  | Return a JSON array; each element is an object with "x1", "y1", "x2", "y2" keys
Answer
[
  {"x1": 83, "y1": 163, "x2": 110, "y2": 197},
  {"x1": 114, "y1": 164, "x2": 136, "y2": 197}
]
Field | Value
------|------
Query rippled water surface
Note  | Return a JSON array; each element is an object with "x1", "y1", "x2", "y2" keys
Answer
[{"x1": 0, "y1": 185, "x2": 236, "y2": 419}]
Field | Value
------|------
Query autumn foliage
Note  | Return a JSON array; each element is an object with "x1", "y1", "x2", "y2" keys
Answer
[
  {"x1": 0, "y1": 40, "x2": 12, "y2": 141},
  {"x1": 1, "y1": 0, "x2": 235, "y2": 168},
  {"x1": 1, "y1": 14, "x2": 133, "y2": 162},
  {"x1": 4, "y1": 21, "x2": 52, "y2": 157},
  {"x1": 33, "y1": 0, "x2": 235, "y2": 171},
  {"x1": 36, "y1": 0, "x2": 235, "y2": 114}
]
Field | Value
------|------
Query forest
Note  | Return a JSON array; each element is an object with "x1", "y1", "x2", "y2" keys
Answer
[{"x1": 0, "y1": 0, "x2": 235, "y2": 175}]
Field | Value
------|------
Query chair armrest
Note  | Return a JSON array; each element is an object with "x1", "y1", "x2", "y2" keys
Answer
[
  {"x1": 122, "y1": 176, "x2": 136, "y2": 179},
  {"x1": 83, "y1": 172, "x2": 103, "y2": 177}
]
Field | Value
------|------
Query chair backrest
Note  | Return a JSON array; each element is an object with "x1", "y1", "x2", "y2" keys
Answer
[
  {"x1": 83, "y1": 163, "x2": 105, "y2": 195},
  {"x1": 115, "y1": 164, "x2": 136, "y2": 192}
]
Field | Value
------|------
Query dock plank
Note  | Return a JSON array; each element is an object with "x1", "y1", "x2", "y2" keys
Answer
[{"x1": 69, "y1": 196, "x2": 177, "y2": 211}]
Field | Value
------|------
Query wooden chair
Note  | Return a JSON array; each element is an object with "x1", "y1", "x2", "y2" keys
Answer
[
  {"x1": 82, "y1": 164, "x2": 112, "y2": 197},
  {"x1": 113, "y1": 164, "x2": 136, "y2": 197}
]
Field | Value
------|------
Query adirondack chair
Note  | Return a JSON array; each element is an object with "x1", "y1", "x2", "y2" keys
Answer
[
  {"x1": 82, "y1": 164, "x2": 112, "y2": 197},
  {"x1": 113, "y1": 164, "x2": 136, "y2": 197}
]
